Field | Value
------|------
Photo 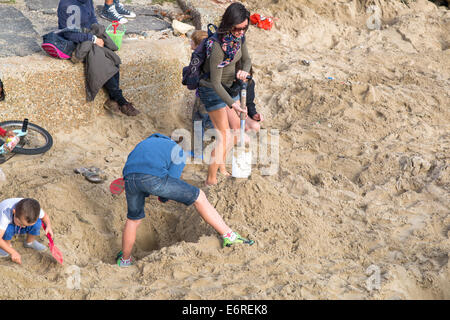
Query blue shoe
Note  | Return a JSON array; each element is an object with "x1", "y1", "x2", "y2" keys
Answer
[
  {"x1": 100, "y1": 4, "x2": 128, "y2": 24},
  {"x1": 114, "y1": 0, "x2": 136, "y2": 19}
]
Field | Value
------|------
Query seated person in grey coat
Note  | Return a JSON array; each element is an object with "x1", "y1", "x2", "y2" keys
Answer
[{"x1": 58, "y1": 0, "x2": 140, "y2": 116}]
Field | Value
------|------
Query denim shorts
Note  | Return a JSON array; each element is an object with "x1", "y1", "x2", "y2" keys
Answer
[
  {"x1": 2, "y1": 219, "x2": 41, "y2": 241},
  {"x1": 198, "y1": 86, "x2": 239, "y2": 112},
  {"x1": 124, "y1": 173, "x2": 200, "y2": 220}
]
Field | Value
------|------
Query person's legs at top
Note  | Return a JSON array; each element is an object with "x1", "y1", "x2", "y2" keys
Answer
[
  {"x1": 117, "y1": 173, "x2": 254, "y2": 267},
  {"x1": 113, "y1": 0, "x2": 136, "y2": 19},
  {"x1": 244, "y1": 79, "x2": 262, "y2": 132},
  {"x1": 198, "y1": 86, "x2": 241, "y2": 182},
  {"x1": 225, "y1": 107, "x2": 253, "y2": 144},
  {"x1": 103, "y1": 71, "x2": 140, "y2": 116},
  {"x1": 117, "y1": 174, "x2": 148, "y2": 265},
  {"x1": 193, "y1": 189, "x2": 254, "y2": 247},
  {"x1": 148, "y1": 175, "x2": 254, "y2": 247},
  {"x1": 193, "y1": 189, "x2": 229, "y2": 235},
  {"x1": 120, "y1": 218, "x2": 141, "y2": 261},
  {"x1": 207, "y1": 107, "x2": 233, "y2": 185},
  {"x1": 101, "y1": 0, "x2": 128, "y2": 24},
  {"x1": 104, "y1": 71, "x2": 127, "y2": 106}
]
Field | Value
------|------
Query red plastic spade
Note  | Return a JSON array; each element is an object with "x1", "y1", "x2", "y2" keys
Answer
[
  {"x1": 110, "y1": 177, "x2": 125, "y2": 195},
  {"x1": 112, "y1": 20, "x2": 119, "y2": 34},
  {"x1": 42, "y1": 221, "x2": 63, "y2": 265}
]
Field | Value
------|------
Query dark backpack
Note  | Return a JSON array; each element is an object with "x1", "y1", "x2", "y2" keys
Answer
[
  {"x1": 182, "y1": 24, "x2": 217, "y2": 90},
  {"x1": 41, "y1": 28, "x2": 81, "y2": 59},
  {"x1": 182, "y1": 24, "x2": 246, "y2": 90}
]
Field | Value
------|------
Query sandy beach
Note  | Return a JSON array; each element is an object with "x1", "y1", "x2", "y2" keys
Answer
[{"x1": 0, "y1": 0, "x2": 448, "y2": 299}]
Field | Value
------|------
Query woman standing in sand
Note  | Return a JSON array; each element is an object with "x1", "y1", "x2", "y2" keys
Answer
[{"x1": 198, "y1": 2, "x2": 252, "y2": 185}]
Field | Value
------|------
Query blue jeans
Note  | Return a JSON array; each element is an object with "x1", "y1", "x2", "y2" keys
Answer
[
  {"x1": 103, "y1": 71, "x2": 128, "y2": 106},
  {"x1": 124, "y1": 173, "x2": 200, "y2": 220},
  {"x1": 2, "y1": 219, "x2": 41, "y2": 241},
  {"x1": 198, "y1": 86, "x2": 239, "y2": 112}
]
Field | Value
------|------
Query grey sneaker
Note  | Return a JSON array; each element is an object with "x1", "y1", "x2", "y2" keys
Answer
[
  {"x1": 24, "y1": 240, "x2": 47, "y2": 252},
  {"x1": 0, "y1": 248, "x2": 9, "y2": 258},
  {"x1": 114, "y1": 0, "x2": 136, "y2": 19},
  {"x1": 100, "y1": 4, "x2": 128, "y2": 24}
]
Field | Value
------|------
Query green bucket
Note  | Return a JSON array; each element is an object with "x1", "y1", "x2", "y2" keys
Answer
[{"x1": 106, "y1": 21, "x2": 126, "y2": 50}]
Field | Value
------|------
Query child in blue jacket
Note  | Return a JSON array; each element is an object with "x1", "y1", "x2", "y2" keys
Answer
[{"x1": 117, "y1": 133, "x2": 254, "y2": 267}]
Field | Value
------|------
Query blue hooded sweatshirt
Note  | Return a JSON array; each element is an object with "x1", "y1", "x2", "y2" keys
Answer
[
  {"x1": 57, "y1": 0, "x2": 98, "y2": 43},
  {"x1": 123, "y1": 133, "x2": 187, "y2": 179}
]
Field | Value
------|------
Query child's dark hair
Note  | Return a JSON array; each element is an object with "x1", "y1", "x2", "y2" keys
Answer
[
  {"x1": 15, "y1": 198, "x2": 40, "y2": 224},
  {"x1": 217, "y1": 2, "x2": 250, "y2": 37}
]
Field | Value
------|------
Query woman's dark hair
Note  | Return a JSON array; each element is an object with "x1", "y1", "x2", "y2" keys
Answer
[{"x1": 217, "y1": 2, "x2": 250, "y2": 36}]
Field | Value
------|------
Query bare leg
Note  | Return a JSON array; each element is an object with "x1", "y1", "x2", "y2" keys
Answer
[
  {"x1": 121, "y1": 219, "x2": 142, "y2": 260},
  {"x1": 206, "y1": 108, "x2": 232, "y2": 185},
  {"x1": 105, "y1": 0, "x2": 113, "y2": 5},
  {"x1": 226, "y1": 107, "x2": 253, "y2": 144},
  {"x1": 193, "y1": 190, "x2": 231, "y2": 235}
]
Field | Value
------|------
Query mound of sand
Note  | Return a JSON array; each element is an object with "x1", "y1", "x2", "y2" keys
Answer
[{"x1": 0, "y1": 0, "x2": 448, "y2": 299}]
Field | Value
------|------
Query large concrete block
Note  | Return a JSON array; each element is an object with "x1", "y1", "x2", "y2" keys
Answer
[{"x1": 0, "y1": 38, "x2": 193, "y2": 131}]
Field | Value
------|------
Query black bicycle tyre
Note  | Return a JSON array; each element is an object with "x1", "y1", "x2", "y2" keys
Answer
[{"x1": 0, "y1": 120, "x2": 53, "y2": 155}]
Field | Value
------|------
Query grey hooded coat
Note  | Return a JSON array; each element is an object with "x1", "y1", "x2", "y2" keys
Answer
[{"x1": 71, "y1": 23, "x2": 121, "y2": 101}]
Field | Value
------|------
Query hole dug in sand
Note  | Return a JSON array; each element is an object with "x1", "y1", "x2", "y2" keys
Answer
[
  {"x1": 133, "y1": 219, "x2": 160, "y2": 257},
  {"x1": 126, "y1": 199, "x2": 215, "y2": 261}
]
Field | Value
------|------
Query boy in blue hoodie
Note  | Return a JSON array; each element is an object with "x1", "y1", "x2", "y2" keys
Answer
[{"x1": 116, "y1": 133, "x2": 254, "y2": 267}]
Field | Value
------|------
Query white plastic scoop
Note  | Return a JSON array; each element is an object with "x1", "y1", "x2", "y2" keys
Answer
[{"x1": 232, "y1": 77, "x2": 252, "y2": 178}]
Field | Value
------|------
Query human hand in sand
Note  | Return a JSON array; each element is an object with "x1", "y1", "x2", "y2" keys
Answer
[{"x1": 11, "y1": 250, "x2": 22, "y2": 265}]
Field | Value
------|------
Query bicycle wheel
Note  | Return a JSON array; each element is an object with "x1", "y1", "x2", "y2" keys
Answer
[{"x1": 0, "y1": 120, "x2": 53, "y2": 155}]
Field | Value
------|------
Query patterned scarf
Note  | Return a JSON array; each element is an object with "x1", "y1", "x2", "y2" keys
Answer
[{"x1": 206, "y1": 32, "x2": 243, "y2": 68}]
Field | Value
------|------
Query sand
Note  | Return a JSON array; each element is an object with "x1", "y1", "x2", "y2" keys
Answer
[{"x1": 0, "y1": 0, "x2": 449, "y2": 299}]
